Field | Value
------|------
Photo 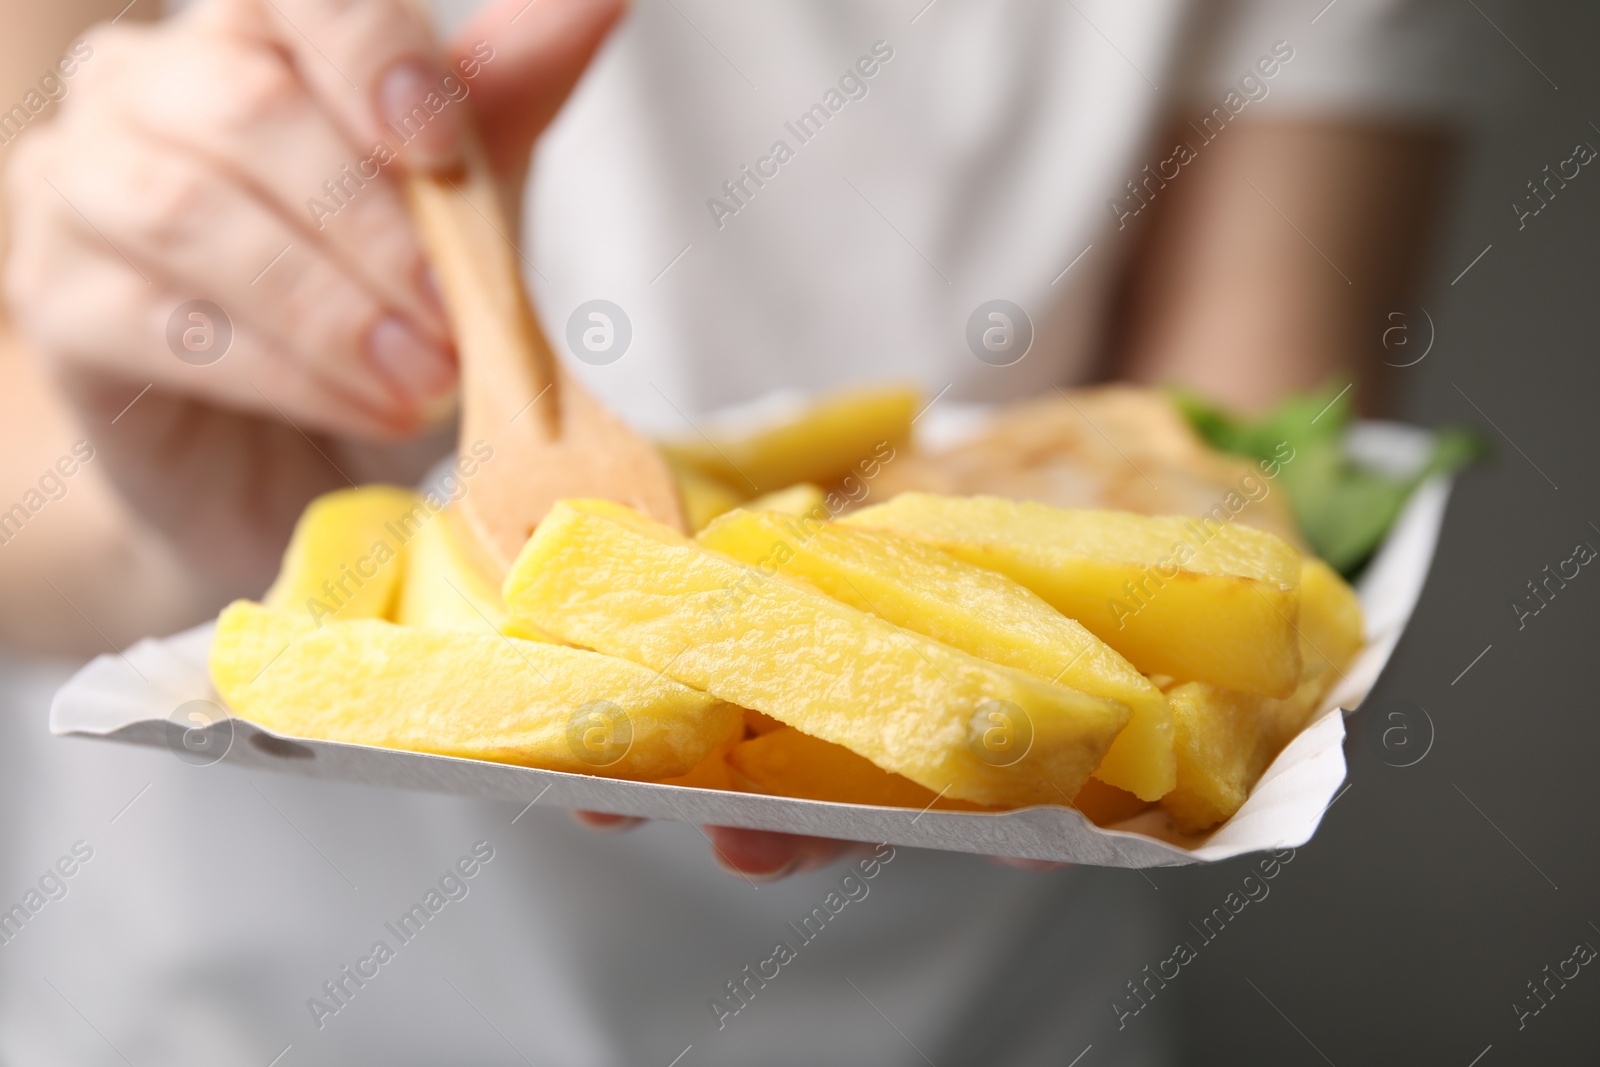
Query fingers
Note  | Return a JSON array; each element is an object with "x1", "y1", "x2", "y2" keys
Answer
[
  {"x1": 704, "y1": 827, "x2": 870, "y2": 882},
  {"x1": 210, "y1": 0, "x2": 464, "y2": 171},
  {"x1": 5, "y1": 227, "x2": 406, "y2": 439},
  {"x1": 569, "y1": 814, "x2": 868, "y2": 883},
  {"x1": 573, "y1": 810, "x2": 645, "y2": 832},
  {"x1": 6, "y1": 17, "x2": 466, "y2": 438},
  {"x1": 455, "y1": 0, "x2": 627, "y2": 176},
  {"x1": 7, "y1": 0, "x2": 626, "y2": 446},
  {"x1": 100, "y1": 30, "x2": 445, "y2": 343},
  {"x1": 216, "y1": 0, "x2": 628, "y2": 177},
  {"x1": 518, "y1": 809, "x2": 1069, "y2": 881},
  {"x1": 570, "y1": 812, "x2": 869, "y2": 882},
  {"x1": 18, "y1": 116, "x2": 443, "y2": 435}
]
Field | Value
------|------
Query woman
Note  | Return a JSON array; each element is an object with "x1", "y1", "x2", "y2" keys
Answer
[{"x1": 0, "y1": 0, "x2": 1469, "y2": 1061}]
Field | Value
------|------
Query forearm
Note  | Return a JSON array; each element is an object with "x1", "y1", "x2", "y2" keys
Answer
[
  {"x1": 0, "y1": 333, "x2": 223, "y2": 654},
  {"x1": 0, "y1": 0, "x2": 212, "y2": 654},
  {"x1": 1110, "y1": 119, "x2": 1455, "y2": 413}
]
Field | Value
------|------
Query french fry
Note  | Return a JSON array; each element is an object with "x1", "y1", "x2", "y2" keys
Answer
[
  {"x1": 502, "y1": 500, "x2": 1130, "y2": 807},
  {"x1": 394, "y1": 509, "x2": 506, "y2": 635},
  {"x1": 661, "y1": 385, "x2": 916, "y2": 493},
  {"x1": 1265, "y1": 557, "x2": 1363, "y2": 746},
  {"x1": 844, "y1": 493, "x2": 1304, "y2": 696},
  {"x1": 744, "y1": 708, "x2": 786, "y2": 735},
  {"x1": 658, "y1": 735, "x2": 739, "y2": 790},
  {"x1": 395, "y1": 511, "x2": 565, "y2": 644},
  {"x1": 697, "y1": 508, "x2": 1174, "y2": 800},
  {"x1": 743, "y1": 483, "x2": 827, "y2": 517},
  {"x1": 210, "y1": 601, "x2": 741, "y2": 780},
  {"x1": 729, "y1": 727, "x2": 986, "y2": 809},
  {"x1": 668, "y1": 457, "x2": 746, "y2": 532},
  {"x1": 1161, "y1": 682, "x2": 1268, "y2": 834},
  {"x1": 263, "y1": 486, "x2": 421, "y2": 623},
  {"x1": 1161, "y1": 558, "x2": 1364, "y2": 832},
  {"x1": 1071, "y1": 777, "x2": 1153, "y2": 827}
]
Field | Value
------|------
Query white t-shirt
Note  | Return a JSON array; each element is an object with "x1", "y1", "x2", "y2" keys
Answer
[
  {"x1": 520, "y1": 0, "x2": 1480, "y2": 430},
  {"x1": 0, "y1": 2, "x2": 1474, "y2": 1062}
]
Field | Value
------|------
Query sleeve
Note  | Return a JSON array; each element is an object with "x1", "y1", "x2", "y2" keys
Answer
[{"x1": 1172, "y1": 0, "x2": 1507, "y2": 128}]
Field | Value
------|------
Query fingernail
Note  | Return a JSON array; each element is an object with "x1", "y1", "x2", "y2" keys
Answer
[
  {"x1": 368, "y1": 315, "x2": 456, "y2": 403},
  {"x1": 377, "y1": 59, "x2": 463, "y2": 168},
  {"x1": 715, "y1": 852, "x2": 797, "y2": 883}
]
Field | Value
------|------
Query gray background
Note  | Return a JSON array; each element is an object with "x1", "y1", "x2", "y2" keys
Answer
[{"x1": 1165, "y1": 3, "x2": 1600, "y2": 1063}]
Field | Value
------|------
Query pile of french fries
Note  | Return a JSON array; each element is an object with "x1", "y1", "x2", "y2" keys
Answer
[{"x1": 209, "y1": 386, "x2": 1362, "y2": 834}]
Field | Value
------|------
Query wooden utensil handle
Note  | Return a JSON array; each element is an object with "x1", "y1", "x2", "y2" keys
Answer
[{"x1": 405, "y1": 140, "x2": 559, "y2": 436}]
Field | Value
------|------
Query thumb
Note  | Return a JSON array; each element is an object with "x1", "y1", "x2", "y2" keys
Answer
[{"x1": 450, "y1": 0, "x2": 627, "y2": 181}]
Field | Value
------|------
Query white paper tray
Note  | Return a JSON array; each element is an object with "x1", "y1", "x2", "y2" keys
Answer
[{"x1": 48, "y1": 423, "x2": 1450, "y2": 867}]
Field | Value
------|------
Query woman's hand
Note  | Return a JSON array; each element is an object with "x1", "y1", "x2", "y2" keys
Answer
[
  {"x1": 575, "y1": 813, "x2": 1065, "y2": 880},
  {"x1": 576, "y1": 811, "x2": 876, "y2": 881},
  {"x1": 4, "y1": 0, "x2": 624, "y2": 599}
]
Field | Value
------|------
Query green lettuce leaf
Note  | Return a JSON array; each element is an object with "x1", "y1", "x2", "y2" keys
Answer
[{"x1": 1172, "y1": 385, "x2": 1485, "y2": 575}]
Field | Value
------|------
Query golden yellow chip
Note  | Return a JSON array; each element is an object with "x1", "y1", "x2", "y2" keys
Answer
[
  {"x1": 661, "y1": 385, "x2": 916, "y2": 493},
  {"x1": 503, "y1": 500, "x2": 1130, "y2": 807},
  {"x1": 730, "y1": 727, "x2": 985, "y2": 809},
  {"x1": 264, "y1": 486, "x2": 422, "y2": 624},
  {"x1": 698, "y1": 508, "x2": 1173, "y2": 800},
  {"x1": 845, "y1": 493, "x2": 1303, "y2": 696},
  {"x1": 668, "y1": 458, "x2": 746, "y2": 532},
  {"x1": 743, "y1": 483, "x2": 827, "y2": 517},
  {"x1": 211, "y1": 600, "x2": 740, "y2": 780},
  {"x1": 1162, "y1": 558, "x2": 1365, "y2": 832},
  {"x1": 394, "y1": 509, "x2": 506, "y2": 635}
]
